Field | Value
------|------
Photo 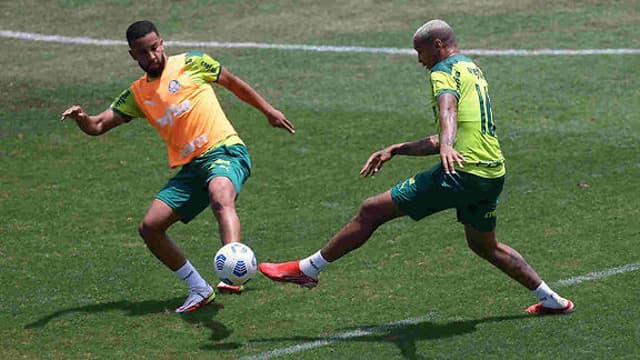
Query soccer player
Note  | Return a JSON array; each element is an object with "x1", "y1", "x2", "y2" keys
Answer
[
  {"x1": 259, "y1": 19, "x2": 574, "y2": 315},
  {"x1": 61, "y1": 20, "x2": 295, "y2": 313}
]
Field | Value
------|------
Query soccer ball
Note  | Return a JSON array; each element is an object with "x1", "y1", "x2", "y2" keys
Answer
[{"x1": 214, "y1": 243, "x2": 257, "y2": 285}]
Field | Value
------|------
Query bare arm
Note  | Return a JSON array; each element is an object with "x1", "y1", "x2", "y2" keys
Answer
[
  {"x1": 216, "y1": 67, "x2": 295, "y2": 133},
  {"x1": 360, "y1": 92, "x2": 467, "y2": 177},
  {"x1": 359, "y1": 135, "x2": 440, "y2": 177},
  {"x1": 60, "y1": 106, "x2": 125, "y2": 136},
  {"x1": 388, "y1": 135, "x2": 440, "y2": 156},
  {"x1": 437, "y1": 93, "x2": 465, "y2": 174}
]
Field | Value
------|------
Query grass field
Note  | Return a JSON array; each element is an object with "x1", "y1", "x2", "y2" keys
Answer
[{"x1": 1, "y1": 1, "x2": 639, "y2": 359}]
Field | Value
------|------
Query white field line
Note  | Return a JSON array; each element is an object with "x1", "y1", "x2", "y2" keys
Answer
[
  {"x1": 2, "y1": 30, "x2": 640, "y2": 56},
  {"x1": 244, "y1": 314, "x2": 437, "y2": 360},
  {"x1": 551, "y1": 262, "x2": 640, "y2": 287},
  {"x1": 245, "y1": 262, "x2": 640, "y2": 360}
]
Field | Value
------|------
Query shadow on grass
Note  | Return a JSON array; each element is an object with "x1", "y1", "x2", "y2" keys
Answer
[
  {"x1": 245, "y1": 314, "x2": 531, "y2": 360},
  {"x1": 24, "y1": 297, "x2": 186, "y2": 329},
  {"x1": 24, "y1": 297, "x2": 239, "y2": 349}
]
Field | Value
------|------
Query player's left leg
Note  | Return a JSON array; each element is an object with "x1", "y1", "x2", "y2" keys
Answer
[
  {"x1": 202, "y1": 143, "x2": 252, "y2": 294},
  {"x1": 204, "y1": 143, "x2": 250, "y2": 247},
  {"x1": 207, "y1": 176, "x2": 246, "y2": 294},
  {"x1": 320, "y1": 190, "x2": 405, "y2": 262},
  {"x1": 259, "y1": 190, "x2": 405, "y2": 287},
  {"x1": 464, "y1": 225, "x2": 574, "y2": 315},
  {"x1": 260, "y1": 164, "x2": 451, "y2": 288},
  {"x1": 208, "y1": 176, "x2": 240, "y2": 245}
]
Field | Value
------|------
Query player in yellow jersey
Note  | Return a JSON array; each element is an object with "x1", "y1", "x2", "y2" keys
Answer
[
  {"x1": 61, "y1": 20, "x2": 295, "y2": 313},
  {"x1": 260, "y1": 20, "x2": 574, "y2": 315}
]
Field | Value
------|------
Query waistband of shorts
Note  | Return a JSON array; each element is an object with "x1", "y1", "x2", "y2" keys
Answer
[
  {"x1": 201, "y1": 135, "x2": 245, "y2": 155},
  {"x1": 466, "y1": 158, "x2": 505, "y2": 168}
]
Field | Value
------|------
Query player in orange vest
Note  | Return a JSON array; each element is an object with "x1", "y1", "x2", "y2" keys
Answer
[{"x1": 61, "y1": 20, "x2": 295, "y2": 312}]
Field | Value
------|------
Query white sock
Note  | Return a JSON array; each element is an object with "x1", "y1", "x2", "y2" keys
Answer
[
  {"x1": 175, "y1": 260, "x2": 208, "y2": 289},
  {"x1": 299, "y1": 251, "x2": 329, "y2": 279},
  {"x1": 533, "y1": 281, "x2": 568, "y2": 309}
]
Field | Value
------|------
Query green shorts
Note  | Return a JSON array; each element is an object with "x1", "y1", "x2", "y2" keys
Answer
[
  {"x1": 156, "y1": 144, "x2": 252, "y2": 223},
  {"x1": 390, "y1": 163, "x2": 505, "y2": 232}
]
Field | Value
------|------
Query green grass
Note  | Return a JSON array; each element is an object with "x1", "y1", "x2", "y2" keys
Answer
[{"x1": 1, "y1": 1, "x2": 640, "y2": 359}]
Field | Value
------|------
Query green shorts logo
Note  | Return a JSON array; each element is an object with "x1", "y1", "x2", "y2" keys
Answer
[
  {"x1": 484, "y1": 210, "x2": 497, "y2": 218},
  {"x1": 399, "y1": 177, "x2": 415, "y2": 190},
  {"x1": 210, "y1": 159, "x2": 231, "y2": 171}
]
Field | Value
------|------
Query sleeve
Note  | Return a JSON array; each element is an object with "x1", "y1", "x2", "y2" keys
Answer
[
  {"x1": 430, "y1": 71, "x2": 460, "y2": 100},
  {"x1": 109, "y1": 87, "x2": 144, "y2": 122},
  {"x1": 184, "y1": 51, "x2": 222, "y2": 84}
]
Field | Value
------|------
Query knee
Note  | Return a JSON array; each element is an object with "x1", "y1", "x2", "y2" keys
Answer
[
  {"x1": 209, "y1": 197, "x2": 234, "y2": 214},
  {"x1": 208, "y1": 178, "x2": 237, "y2": 213},
  {"x1": 355, "y1": 197, "x2": 385, "y2": 227},
  {"x1": 138, "y1": 221, "x2": 159, "y2": 242},
  {"x1": 138, "y1": 221, "x2": 148, "y2": 240}
]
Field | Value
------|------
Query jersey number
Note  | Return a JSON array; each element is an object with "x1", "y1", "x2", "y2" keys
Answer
[{"x1": 475, "y1": 84, "x2": 496, "y2": 136}]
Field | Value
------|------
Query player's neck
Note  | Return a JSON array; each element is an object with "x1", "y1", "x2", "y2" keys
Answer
[
  {"x1": 445, "y1": 47, "x2": 459, "y2": 57},
  {"x1": 439, "y1": 47, "x2": 459, "y2": 63}
]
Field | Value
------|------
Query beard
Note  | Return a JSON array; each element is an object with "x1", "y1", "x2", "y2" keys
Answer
[{"x1": 140, "y1": 58, "x2": 166, "y2": 78}]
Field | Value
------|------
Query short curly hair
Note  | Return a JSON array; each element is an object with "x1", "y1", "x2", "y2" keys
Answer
[{"x1": 126, "y1": 20, "x2": 159, "y2": 46}]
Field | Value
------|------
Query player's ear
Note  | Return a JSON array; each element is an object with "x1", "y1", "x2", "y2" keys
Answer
[
  {"x1": 434, "y1": 38, "x2": 444, "y2": 49},
  {"x1": 128, "y1": 49, "x2": 136, "y2": 60}
]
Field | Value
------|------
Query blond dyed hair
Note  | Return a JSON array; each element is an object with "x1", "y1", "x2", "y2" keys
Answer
[{"x1": 413, "y1": 19, "x2": 457, "y2": 46}]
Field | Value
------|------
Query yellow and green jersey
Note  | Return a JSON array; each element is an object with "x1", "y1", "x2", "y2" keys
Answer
[
  {"x1": 110, "y1": 52, "x2": 242, "y2": 168},
  {"x1": 430, "y1": 54, "x2": 505, "y2": 178}
]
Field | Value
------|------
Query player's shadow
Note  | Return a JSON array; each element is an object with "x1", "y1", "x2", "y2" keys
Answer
[
  {"x1": 24, "y1": 297, "x2": 236, "y2": 349},
  {"x1": 248, "y1": 314, "x2": 530, "y2": 360},
  {"x1": 24, "y1": 297, "x2": 185, "y2": 329}
]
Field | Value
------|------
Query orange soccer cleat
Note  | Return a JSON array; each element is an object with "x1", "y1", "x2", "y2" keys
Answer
[
  {"x1": 259, "y1": 261, "x2": 319, "y2": 288},
  {"x1": 525, "y1": 299, "x2": 575, "y2": 315}
]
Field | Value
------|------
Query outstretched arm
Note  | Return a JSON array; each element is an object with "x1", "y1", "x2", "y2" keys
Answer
[
  {"x1": 359, "y1": 134, "x2": 440, "y2": 177},
  {"x1": 60, "y1": 106, "x2": 125, "y2": 136},
  {"x1": 216, "y1": 67, "x2": 295, "y2": 134},
  {"x1": 360, "y1": 92, "x2": 466, "y2": 177}
]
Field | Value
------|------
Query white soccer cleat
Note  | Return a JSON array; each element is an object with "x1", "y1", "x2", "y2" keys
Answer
[{"x1": 175, "y1": 284, "x2": 215, "y2": 313}]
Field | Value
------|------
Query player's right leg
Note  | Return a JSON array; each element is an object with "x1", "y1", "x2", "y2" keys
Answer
[
  {"x1": 463, "y1": 225, "x2": 574, "y2": 315},
  {"x1": 139, "y1": 199, "x2": 185, "y2": 270},
  {"x1": 139, "y1": 199, "x2": 214, "y2": 312},
  {"x1": 457, "y1": 171, "x2": 573, "y2": 315},
  {"x1": 259, "y1": 190, "x2": 405, "y2": 288}
]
